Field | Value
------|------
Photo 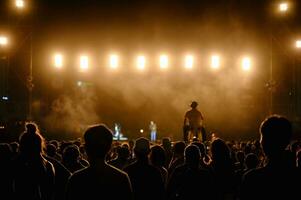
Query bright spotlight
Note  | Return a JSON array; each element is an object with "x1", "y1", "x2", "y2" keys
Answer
[
  {"x1": 242, "y1": 57, "x2": 251, "y2": 71},
  {"x1": 109, "y1": 54, "x2": 119, "y2": 69},
  {"x1": 16, "y1": 0, "x2": 25, "y2": 8},
  {"x1": 0, "y1": 36, "x2": 8, "y2": 46},
  {"x1": 159, "y1": 55, "x2": 169, "y2": 69},
  {"x1": 211, "y1": 55, "x2": 220, "y2": 69},
  {"x1": 136, "y1": 55, "x2": 146, "y2": 70},
  {"x1": 279, "y1": 2, "x2": 288, "y2": 12},
  {"x1": 140, "y1": 129, "x2": 144, "y2": 133},
  {"x1": 54, "y1": 54, "x2": 63, "y2": 69},
  {"x1": 296, "y1": 40, "x2": 301, "y2": 49},
  {"x1": 184, "y1": 55, "x2": 194, "y2": 69},
  {"x1": 80, "y1": 55, "x2": 89, "y2": 72}
]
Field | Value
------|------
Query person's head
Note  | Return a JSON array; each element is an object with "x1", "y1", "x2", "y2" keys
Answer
[
  {"x1": 46, "y1": 143, "x2": 57, "y2": 158},
  {"x1": 117, "y1": 145, "x2": 130, "y2": 160},
  {"x1": 128, "y1": 140, "x2": 135, "y2": 149},
  {"x1": 210, "y1": 138, "x2": 231, "y2": 163},
  {"x1": 0, "y1": 143, "x2": 13, "y2": 161},
  {"x1": 150, "y1": 145, "x2": 166, "y2": 167},
  {"x1": 162, "y1": 137, "x2": 172, "y2": 150},
  {"x1": 184, "y1": 144, "x2": 201, "y2": 167},
  {"x1": 134, "y1": 137, "x2": 150, "y2": 159},
  {"x1": 260, "y1": 115, "x2": 292, "y2": 158},
  {"x1": 173, "y1": 141, "x2": 186, "y2": 157},
  {"x1": 19, "y1": 122, "x2": 45, "y2": 157},
  {"x1": 191, "y1": 141, "x2": 206, "y2": 157},
  {"x1": 62, "y1": 144, "x2": 81, "y2": 163},
  {"x1": 245, "y1": 153, "x2": 259, "y2": 169},
  {"x1": 84, "y1": 124, "x2": 113, "y2": 161},
  {"x1": 190, "y1": 101, "x2": 198, "y2": 109},
  {"x1": 236, "y1": 151, "x2": 245, "y2": 164}
]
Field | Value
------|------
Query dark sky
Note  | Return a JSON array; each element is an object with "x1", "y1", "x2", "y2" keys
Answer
[{"x1": 1, "y1": 0, "x2": 301, "y2": 140}]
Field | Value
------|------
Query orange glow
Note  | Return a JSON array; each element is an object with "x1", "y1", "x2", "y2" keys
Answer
[
  {"x1": 80, "y1": 55, "x2": 89, "y2": 72},
  {"x1": 159, "y1": 55, "x2": 169, "y2": 69},
  {"x1": 136, "y1": 55, "x2": 146, "y2": 70},
  {"x1": 242, "y1": 57, "x2": 251, "y2": 71},
  {"x1": 0, "y1": 36, "x2": 8, "y2": 46},
  {"x1": 54, "y1": 54, "x2": 63, "y2": 69},
  {"x1": 16, "y1": 0, "x2": 24, "y2": 8},
  {"x1": 279, "y1": 2, "x2": 288, "y2": 12},
  {"x1": 211, "y1": 55, "x2": 220, "y2": 69},
  {"x1": 184, "y1": 55, "x2": 194, "y2": 69},
  {"x1": 109, "y1": 54, "x2": 119, "y2": 69},
  {"x1": 296, "y1": 40, "x2": 301, "y2": 48}
]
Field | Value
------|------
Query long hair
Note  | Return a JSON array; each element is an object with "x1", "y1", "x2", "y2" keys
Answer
[{"x1": 18, "y1": 122, "x2": 45, "y2": 157}]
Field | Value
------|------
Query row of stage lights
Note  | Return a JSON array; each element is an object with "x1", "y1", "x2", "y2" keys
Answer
[
  {"x1": 53, "y1": 53, "x2": 253, "y2": 72},
  {"x1": 9, "y1": 0, "x2": 295, "y2": 13}
]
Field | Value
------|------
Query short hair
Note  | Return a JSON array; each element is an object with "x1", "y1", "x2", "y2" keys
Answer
[
  {"x1": 260, "y1": 115, "x2": 292, "y2": 154},
  {"x1": 184, "y1": 144, "x2": 200, "y2": 164},
  {"x1": 84, "y1": 124, "x2": 113, "y2": 159},
  {"x1": 190, "y1": 101, "x2": 198, "y2": 108},
  {"x1": 134, "y1": 137, "x2": 150, "y2": 156},
  {"x1": 173, "y1": 141, "x2": 186, "y2": 155},
  {"x1": 150, "y1": 145, "x2": 166, "y2": 167}
]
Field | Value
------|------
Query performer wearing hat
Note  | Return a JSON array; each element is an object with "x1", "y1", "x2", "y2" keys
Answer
[{"x1": 183, "y1": 101, "x2": 206, "y2": 142}]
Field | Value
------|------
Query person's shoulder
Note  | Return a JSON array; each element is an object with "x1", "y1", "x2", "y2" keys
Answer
[
  {"x1": 42, "y1": 156, "x2": 56, "y2": 173},
  {"x1": 173, "y1": 164, "x2": 186, "y2": 173},
  {"x1": 242, "y1": 167, "x2": 265, "y2": 182},
  {"x1": 106, "y1": 163, "x2": 129, "y2": 178},
  {"x1": 123, "y1": 161, "x2": 136, "y2": 172},
  {"x1": 69, "y1": 167, "x2": 90, "y2": 181}
]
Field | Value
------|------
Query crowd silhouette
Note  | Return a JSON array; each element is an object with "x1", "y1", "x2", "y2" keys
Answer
[{"x1": 0, "y1": 115, "x2": 300, "y2": 200}]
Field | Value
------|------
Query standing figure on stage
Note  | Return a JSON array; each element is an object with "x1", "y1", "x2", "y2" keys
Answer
[
  {"x1": 183, "y1": 101, "x2": 206, "y2": 142},
  {"x1": 114, "y1": 123, "x2": 121, "y2": 140},
  {"x1": 149, "y1": 121, "x2": 157, "y2": 142}
]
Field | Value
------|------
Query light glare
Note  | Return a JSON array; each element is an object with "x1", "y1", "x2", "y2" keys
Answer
[
  {"x1": 184, "y1": 55, "x2": 194, "y2": 69},
  {"x1": 242, "y1": 57, "x2": 251, "y2": 71},
  {"x1": 109, "y1": 54, "x2": 119, "y2": 69},
  {"x1": 54, "y1": 54, "x2": 63, "y2": 68},
  {"x1": 80, "y1": 55, "x2": 89, "y2": 71},
  {"x1": 136, "y1": 56, "x2": 146, "y2": 70},
  {"x1": 296, "y1": 40, "x2": 301, "y2": 48},
  {"x1": 0, "y1": 36, "x2": 8, "y2": 46},
  {"x1": 279, "y1": 3, "x2": 288, "y2": 12},
  {"x1": 211, "y1": 55, "x2": 220, "y2": 69},
  {"x1": 160, "y1": 55, "x2": 169, "y2": 69},
  {"x1": 16, "y1": 0, "x2": 24, "y2": 8}
]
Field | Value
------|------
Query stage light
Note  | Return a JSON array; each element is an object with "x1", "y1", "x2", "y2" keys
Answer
[
  {"x1": 140, "y1": 129, "x2": 144, "y2": 133},
  {"x1": 109, "y1": 54, "x2": 119, "y2": 69},
  {"x1": 77, "y1": 81, "x2": 83, "y2": 87},
  {"x1": 184, "y1": 55, "x2": 194, "y2": 69},
  {"x1": 211, "y1": 55, "x2": 220, "y2": 69},
  {"x1": 2, "y1": 96, "x2": 9, "y2": 101},
  {"x1": 136, "y1": 55, "x2": 146, "y2": 70},
  {"x1": 279, "y1": 2, "x2": 288, "y2": 12},
  {"x1": 54, "y1": 54, "x2": 63, "y2": 69},
  {"x1": 242, "y1": 57, "x2": 251, "y2": 71},
  {"x1": 159, "y1": 55, "x2": 169, "y2": 69},
  {"x1": 80, "y1": 55, "x2": 89, "y2": 72},
  {"x1": 296, "y1": 40, "x2": 301, "y2": 49},
  {"x1": 0, "y1": 36, "x2": 8, "y2": 46},
  {"x1": 16, "y1": 0, "x2": 25, "y2": 8}
]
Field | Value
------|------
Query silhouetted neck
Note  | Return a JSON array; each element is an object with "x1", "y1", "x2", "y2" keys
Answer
[
  {"x1": 136, "y1": 156, "x2": 149, "y2": 164},
  {"x1": 88, "y1": 158, "x2": 106, "y2": 167}
]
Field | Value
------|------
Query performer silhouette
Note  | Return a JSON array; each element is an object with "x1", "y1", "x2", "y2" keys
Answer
[
  {"x1": 149, "y1": 121, "x2": 157, "y2": 142},
  {"x1": 183, "y1": 101, "x2": 206, "y2": 142}
]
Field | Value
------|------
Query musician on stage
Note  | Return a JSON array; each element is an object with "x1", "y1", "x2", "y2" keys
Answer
[{"x1": 183, "y1": 101, "x2": 206, "y2": 142}]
